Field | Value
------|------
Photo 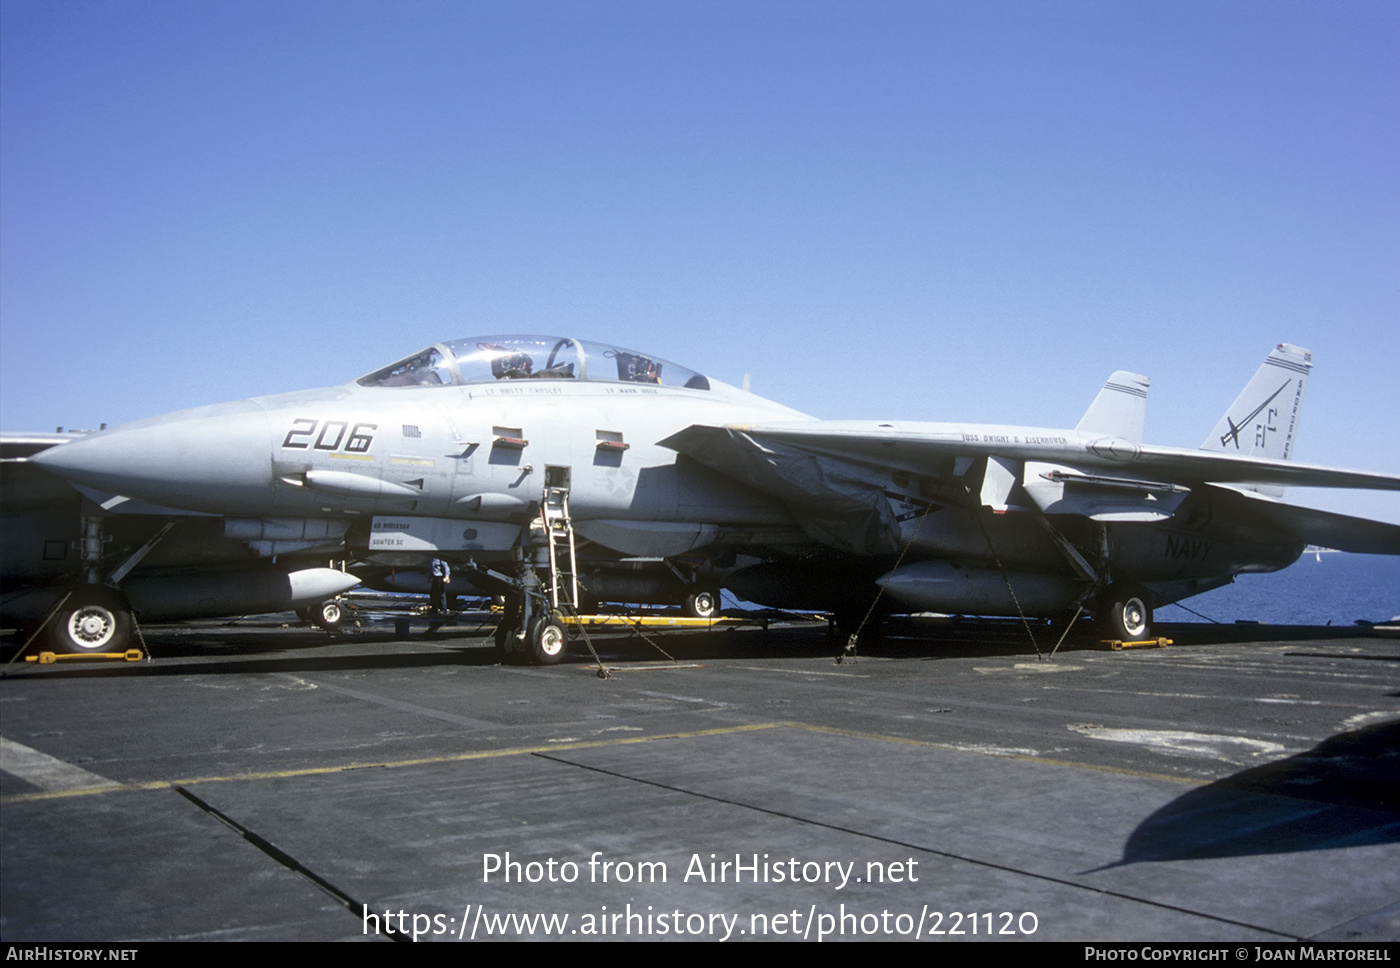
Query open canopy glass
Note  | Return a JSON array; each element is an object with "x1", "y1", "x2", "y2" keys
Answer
[{"x1": 359, "y1": 336, "x2": 710, "y2": 391}]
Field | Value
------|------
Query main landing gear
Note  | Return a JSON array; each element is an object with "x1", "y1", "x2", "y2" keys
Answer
[
  {"x1": 478, "y1": 474, "x2": 724, "y2": 666},
  {"x1": 492, "y1": 597, "x2": 568, "y2": 666},
  {"x1": 1099, "y1": 584, "x2": 1153, "y2": 642},
  {"x1": 527, "y1": 615, "x2": 567, "y2": 664},
  {"x1": 1039, "y1": 518, "x2": 1157, "y2": 643},
  {"x1": 682, "y1": 588, "x2": 720, "y2": 620},
  {"x1": 297, "y1": 598, "x2": 349, "y2": 632},
  {"x1": 481, "y1": 474, "x2": 588, "y2": 667}
]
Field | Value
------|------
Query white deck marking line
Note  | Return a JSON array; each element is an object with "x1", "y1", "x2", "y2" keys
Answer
[
  {"x1": 1, "y1": 721, "x2": 1203, "y2": 803},
  {"x1": 0, "y1": 736, "x2": 121, "y2": 792}
]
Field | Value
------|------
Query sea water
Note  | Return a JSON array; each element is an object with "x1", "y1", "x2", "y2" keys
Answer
[{"x1": 1163, "y1": 552, "x2": 1400, "y2": 626}]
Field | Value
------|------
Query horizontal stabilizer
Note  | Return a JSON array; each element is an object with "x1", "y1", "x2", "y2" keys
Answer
[{"x1": 1211, "y1": 486, "x2": 1400, "y2": 555}]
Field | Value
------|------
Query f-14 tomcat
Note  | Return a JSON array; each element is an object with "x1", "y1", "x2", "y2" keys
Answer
[{"x1": 5, "y1": 336, "x2": 1398, "y2": 663}]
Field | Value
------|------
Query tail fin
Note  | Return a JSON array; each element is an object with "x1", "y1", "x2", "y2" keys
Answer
[
  {"x1": 1076, "y1": 371, "x2": 1149, "y2": 443},
  {"x1": 1202, "y1": 343, "x2": 1311, "y2": 495}
]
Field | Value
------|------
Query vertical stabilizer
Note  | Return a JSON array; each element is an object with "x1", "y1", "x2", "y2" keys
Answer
[
  {"x1": 1076, "y1": 371, "x2": 1149, "y2": 443},
  {"x1": 1202, "y1": 343, "x2": 1311, "y2": 495}
]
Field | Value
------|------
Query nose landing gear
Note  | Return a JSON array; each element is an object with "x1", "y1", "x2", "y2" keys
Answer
[{"x1": 49, "y1": 587, "x2": 134, "y2": 653}]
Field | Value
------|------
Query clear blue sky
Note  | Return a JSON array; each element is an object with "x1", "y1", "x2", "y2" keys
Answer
[{"x1": 3, "y1": 0, "x2": 1396, "y2": 523}]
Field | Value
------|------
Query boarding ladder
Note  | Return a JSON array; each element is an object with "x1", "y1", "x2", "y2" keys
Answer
[{"x1": 540, "y1": 484, "x2": 580, "y2": 612}]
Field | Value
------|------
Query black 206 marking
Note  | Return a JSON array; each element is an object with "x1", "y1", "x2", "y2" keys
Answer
[{"x1": 282, "y1": 418, "x2": 377, "y2": 453}]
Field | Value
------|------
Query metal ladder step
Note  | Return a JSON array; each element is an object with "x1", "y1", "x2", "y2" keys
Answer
[{"x1": 540, "y1": 485, "x2": 579, "y2": 611}]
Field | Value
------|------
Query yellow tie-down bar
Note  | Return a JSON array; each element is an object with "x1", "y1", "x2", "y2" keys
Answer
[
  {"x1": 27, "y1": 649, "x2": 146, "y2": 664},
  {"x1": 559, "y1": 614, "x2": 752, "y2": 629}
]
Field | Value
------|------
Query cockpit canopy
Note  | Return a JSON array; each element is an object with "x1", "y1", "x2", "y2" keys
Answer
[{"x1": 358, "y1": 336, "x2": 711, "y2": 391}]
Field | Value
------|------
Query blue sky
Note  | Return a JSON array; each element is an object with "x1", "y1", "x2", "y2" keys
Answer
[{"x1": 2, "y1": 0, "x2": 1396, "y2": 523}]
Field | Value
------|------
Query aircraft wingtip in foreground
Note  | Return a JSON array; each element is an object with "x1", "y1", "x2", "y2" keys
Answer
[{"x1": 4, "y1": 336, "x2": 1397, "y2": 661}]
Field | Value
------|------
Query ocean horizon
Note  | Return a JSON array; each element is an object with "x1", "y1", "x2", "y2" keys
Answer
[{"x1": 1161, "y1": 551, "x2": 1400, "y2": 627}]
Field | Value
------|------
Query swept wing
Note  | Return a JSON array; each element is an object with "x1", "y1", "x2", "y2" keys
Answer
[
  {"x1": 659, "y1": 421, "x2": 1400, "y2": 556},
  {"x1": 664, "y1": 421, "x2": 1400, "y2": 492}
]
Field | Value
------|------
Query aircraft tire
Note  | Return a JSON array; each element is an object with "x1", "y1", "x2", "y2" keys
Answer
[
  {"x1": 527, "y1": 616, "x2": 568, "y2": 666},
  {"x1": 1102, "y1": 586, "x2": 1153, "y2": 641},
  {"x1": 311, "y1": 598, "x2": 348, "y2": 632},
  {"x1": 47, "y1": 587, "x2": 133, "y2": 654},
  {"x1": 683, "y1": 588, "x2": 720, "y2": 620}
]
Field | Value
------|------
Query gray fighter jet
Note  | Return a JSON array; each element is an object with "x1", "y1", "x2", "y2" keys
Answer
[{"x1": 7, "y1": 336, "x2": 1399, "y2": 663}]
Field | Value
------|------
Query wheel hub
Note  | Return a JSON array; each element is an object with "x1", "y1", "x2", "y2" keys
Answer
[
  {"x1": 540, "y1": 626, "x2": 564, "y2": 656},
  {"x1": 70, "y1": 607, "x2": 115, "y2": 648},
  {"x1": 1123, "y1": 599, "x2": 1147, "y2": 636}
]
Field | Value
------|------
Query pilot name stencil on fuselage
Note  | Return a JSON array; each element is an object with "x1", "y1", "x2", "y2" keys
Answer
[{"x1": 476, "y1": 386, "x2": 566, "y2": 396}]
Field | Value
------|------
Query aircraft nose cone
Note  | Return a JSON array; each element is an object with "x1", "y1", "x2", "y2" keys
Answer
[{"x1": 31, "y1": 400, "x2": 275, "y2": 514}]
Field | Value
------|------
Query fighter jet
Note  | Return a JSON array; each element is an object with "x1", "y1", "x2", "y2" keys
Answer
[{"x1": 8, "y1": 336, "x2": 1399, "y2": 663}]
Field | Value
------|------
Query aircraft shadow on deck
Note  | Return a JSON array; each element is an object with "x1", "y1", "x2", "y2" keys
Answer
[{"x1": 1101, "y1": 721, "x2": 1400, "y2": 869}]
